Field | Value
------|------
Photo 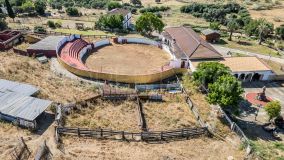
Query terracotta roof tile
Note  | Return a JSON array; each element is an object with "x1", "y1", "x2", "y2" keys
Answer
[{"x1": 163, "y1": 26, "x2": 222, "y2": 60}]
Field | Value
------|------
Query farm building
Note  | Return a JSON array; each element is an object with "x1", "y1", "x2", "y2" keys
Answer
[
  {"x1": 0, "y1": 79, "x2": 53, "y2": 129},
  {"x1": 201, "y1": 29, "x2": 220, "y2": 42},
  {"x1": 108, "y1": 8, "x2": 132, "y2": 29},
  {"x1": 27, "y1": 36, "x2": 66, "y2": 57},
  {"x1": 161, "y1": 26, "x2": 274, "y2": 81},
  {"x1": 0, "y1": 30, "x2": 23, "y2": 50}
]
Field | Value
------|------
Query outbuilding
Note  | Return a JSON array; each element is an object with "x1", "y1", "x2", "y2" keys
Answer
[{"x1": 201, "y1": 29, "x2": 220, "y2": 42}]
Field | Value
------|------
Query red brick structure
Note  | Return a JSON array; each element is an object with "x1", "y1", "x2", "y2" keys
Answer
[{"x1": 0, "y1": 30, "x2": 22, "y2": 50}]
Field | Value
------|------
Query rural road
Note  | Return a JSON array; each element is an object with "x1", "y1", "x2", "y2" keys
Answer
[{"x1": 212, "y1": 45, "x2": 284, "y2": 65}]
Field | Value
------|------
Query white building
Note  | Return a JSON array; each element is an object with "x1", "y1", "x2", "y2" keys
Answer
[
  {"x1": 161, "y1": 26, "x2": 275, "y2": 81},
  {"x1": 108, "y1": 8, "x2": 132, "y2": 29}
]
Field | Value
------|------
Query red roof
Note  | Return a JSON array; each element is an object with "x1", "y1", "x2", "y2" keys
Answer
[{"x1": 163, "y1": 26, "x2": 222, "y2": 60}]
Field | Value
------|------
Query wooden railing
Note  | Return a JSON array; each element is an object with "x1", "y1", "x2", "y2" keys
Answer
[{"x1": 57, "y1": 127, "x2": 208, "y2": 141}]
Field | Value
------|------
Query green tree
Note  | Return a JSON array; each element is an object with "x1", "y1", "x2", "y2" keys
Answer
[
  {"x1": 5, "y1": 0, "x2": 15, "y2": 20},
  {"x1": 192, "y1": 62, "x2": 231, "y2": 87},
  {"x1": 209, "y1": 22, "x2": 220, "y2": 30},
  {"x1": 34, "y1": 0, "x2": 46, "y2": 15},
  {"x1": 207, "y1": 75, "x2": 244, "y2": 107},
  {"x1": 130, "y1": 0, "x2": 142, "y2": 6},
  {"x1": 66, "y1": 7, "x2": 79, "y2": 16},
  {"x1": 244, "y1": 19, "x2": 259, "y2": 36},
  {"x1": 21, "y1": 1, "x2": 35, "y2": 13},
  {"x1": 47, "y1": 20, "x2": 55, "y2": 28},
  {"x1": 107, "y1": 1, "x2": 122, "y2": 11},
  {"x1": 95, "y1": 14, "x2": 123, "y2": 31},
  {"x1": 257, "y1": 18, "x2": 274, "y2": 45},
  {"x1": 276, "y1": 24, "x2": 284, "y2": 40},
  {"x1": 265, "y1": 101, "x2": 281, "y2": 121},
  {"x1": 135, "y1": 12, "x2": 164, "y2": 36},
  {"x1": 227, "y1": 18, "x2": 239, "y2": 41}
]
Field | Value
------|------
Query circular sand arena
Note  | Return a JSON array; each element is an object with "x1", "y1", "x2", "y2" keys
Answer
[{"x1": 85, "y1": 43, "x2": 171, "y2": 75}]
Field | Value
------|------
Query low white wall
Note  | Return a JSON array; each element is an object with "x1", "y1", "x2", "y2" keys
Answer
[
  {"x1": 94, "y1": 39, "x2": 110, "y2": 48},
  {"x1": 117, "y1": 37, "x2": 160, "y2": 46},
  {"x1": 56, "y1": 34, "x2": 81, "y2": 54},
  {"x1": 169, "y1": 60, "x2": 181, "y2": 68},
  {"x1": 79, "y1": 44, "x2": 92, "y2": 60}
]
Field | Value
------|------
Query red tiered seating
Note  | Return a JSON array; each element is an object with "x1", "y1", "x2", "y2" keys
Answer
[{"x1": 59, "y1": 38, "x2": 89, "y2": 70}]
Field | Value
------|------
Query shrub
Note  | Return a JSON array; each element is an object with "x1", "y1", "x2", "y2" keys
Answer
[
  {"x1": 34, "y1": 26, "x2": 46, "y2": 33},
  {"x1": 47, "y1": 20, "x2": 56, "y2": 28},
  {"x1": 265, "y1": 101, "x2": 281, "y2": 121},
  {"x1": 55, "y1": 20, "x2": 62, "y2": 28},
  {"x1": 276, "y1": 24, "x2": 284, "y2": 39},
  {"x1": 107, "y1": 1, "x2": 122, "y2": 11},
  {"x1": 0, "y1": 18, "x2": 7, "y2": 31},
  {"x1": 34, "y1": 0, "x2": 46, "y2": 15},
  {"x1": 140, "y1": 6, "x2": 170, "y2": 13},
  {"x1": 66, "y1": 7, "x2": 79, "y2": 16}
]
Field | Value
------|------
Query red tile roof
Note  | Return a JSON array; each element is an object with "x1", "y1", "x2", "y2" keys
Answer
[{"x1": 163, "y1": 26, "x2": 222, "y2": 60}]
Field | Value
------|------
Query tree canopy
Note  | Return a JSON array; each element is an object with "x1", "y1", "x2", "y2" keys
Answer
[
  {"x1": 227, "y1": 18, "x2": 239, "y2": 41},
  {"x1": 34, "y1": 0, "x2": 46, "y2": 15},
  {"x1": 107, "y1": 1, "x2": 122, "y2": 11},
  {"x1": 192, "y1": 62, "x2": 231, "y2": 87},
  {"x1": 135, "y1": 12, "x2": 164, "y2": 36},
  {"x1": 257, "y1": 18, "x2": 274, "y2": 45},
  {"x1": 265, "y1": 101, "x2": 281, "y2": 121},
  {"x1": 66, "y1": 7, "x2": 79, "y2": 16},
  {"x1": 209, "y1": 22, "x2": 220, "y2": 30},
  {"x1": 207, "y1": 75, "x2": 244, "y2": 107},
  {"x1": 276, "y1": 24, "x2": 284, "y2": 40},
  {"x1": 5, "y1": 0, "x2": 15, "y2": 19},
  {"x1": 95, "y1": 14, "x2": 124, "y2": 31}
]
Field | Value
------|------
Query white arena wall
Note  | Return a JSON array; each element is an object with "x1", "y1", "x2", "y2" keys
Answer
[{"x1": 117, "y1": 37, "x2": 160, "y2": 46}]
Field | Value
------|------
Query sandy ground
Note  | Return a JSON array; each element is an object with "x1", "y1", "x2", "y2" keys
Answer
[
  {"x1": 0, "y1": 51, "x2": 97, "y2": 103},
  {"x1": 249, "y1": 7, "x2": 284, "y2": 27},
  {"x1": 53, "y1": 136, "x2": 245, "y2": 160},
  {"x1": 85, "y1": 43, "x2": 171, "y2": 75},
  {"x1": 65, "y1": 100, "x2": 141, "y2": 132}
]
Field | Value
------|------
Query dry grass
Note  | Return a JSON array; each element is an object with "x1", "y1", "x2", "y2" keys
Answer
[
  {"x1": 0, "y1": 51, "x2": 97, "y2": 103},
  {"x1": 85, "y1": 43, "x2": 170, "y2": 75},
  {"x1": 144, "y1": 94, "x2": 197, "y2": 131},
  {"x1": 65, "y1": 99, "x2": 141, "y2": 132},
  {"x1": 54, "y1": 136, "x2": 245, "y2": 160},
  {"x1": 262, "y1": 59, "x2": 284, "y2": 75}
]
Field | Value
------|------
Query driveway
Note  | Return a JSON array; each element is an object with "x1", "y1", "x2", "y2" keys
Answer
[{"x1": 212, "y1": 45, "x2": 284, "y2": 65}]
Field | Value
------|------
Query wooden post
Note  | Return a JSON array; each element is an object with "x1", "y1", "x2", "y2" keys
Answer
[
  {"x1": 77, "y1": 128, "x2": 80, "y2": 137},
  {"x1": 181, "y1": 129, "x2": 184, "y2": 138},
  {"x1": 100, "y1": 128, "x2": 103, "y2": 138},
  {"x1": 122, "y1": 131, "x2": 125, "y2": 140},
  {"x1": 160, "y1": 132, "x2": 163, "y2": 140}
]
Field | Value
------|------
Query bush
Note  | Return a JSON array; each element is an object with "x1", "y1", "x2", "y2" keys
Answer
[
  {"x1": 265, "y1": 101, "x2": 281, "y2": 121},
  {"x1": 140, "y1": 6, "x2": 170, "y2": 13},
  {"x1": 47, "y1": 20, "x2": 56, "y2": 28},
  {"x1": 0, "y1": 18, "x2": 7, "y2": 31},
  {"x1": 276, "y1": 24, "x2": 284, "y2": 39},
  {"x1": 55, "y1": 20, "x2": 62, "y2": 28},
  {"x1": 34, "y1": 0, "x2": 46, "y2": 15},
  {"x1": 34, "y1": 26, "x2": 46, "y2": 33},
  {"x1": 107, "y1": 1, "x2": 122, "y2": 11},
  {"x1": 66, "y1": 7, "x2": 79, "y2": 16},
  {"x1": 180, "y1": 3, "x2": 250, "y2": 26}
]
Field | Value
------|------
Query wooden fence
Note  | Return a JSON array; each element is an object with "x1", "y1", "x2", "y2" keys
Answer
[
  {"x1": 10, "y1": 137, "x2": 31, "y2": 160},
  {"x1": 57, "y1": 127, "x2": 208, "y2": 141},
  {"x1": 34, "y1": 140, "x2": 52, "y2": 160}
]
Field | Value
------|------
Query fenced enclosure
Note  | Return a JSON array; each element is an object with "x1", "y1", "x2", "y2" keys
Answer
[
  {"x1": 57, "y1": 127, "x2": 208, "y2": 141},
  {"x1": 135, "y1": 83, "x2": 181, "y2": 92}
]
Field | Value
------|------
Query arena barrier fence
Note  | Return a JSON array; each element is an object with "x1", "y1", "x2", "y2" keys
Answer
[
  {"x1": 117, "y1": 37, "x2": 160, "y2": 46},
  {"x1": 56, "y1": 35, "x2": 187, "y2": 84}
]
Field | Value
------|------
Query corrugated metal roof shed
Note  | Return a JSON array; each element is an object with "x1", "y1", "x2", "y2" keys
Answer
[
  {"x1": 27, "y1": 36, "x2": 66, "y2": 50},
  {"x1": 0, "y1": 79, "x2": 39, "y2": 96},
  {"x1": 0, "y1": 91, "x2": 52, "y2": 121}
]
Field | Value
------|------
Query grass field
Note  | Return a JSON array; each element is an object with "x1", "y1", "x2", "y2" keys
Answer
[{"x1": 0, "y1": 51, "x2": 97, "y2": 103}]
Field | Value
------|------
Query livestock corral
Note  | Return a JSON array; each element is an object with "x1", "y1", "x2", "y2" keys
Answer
[{"x1": 0, "y1": 31, "x2": 246, "y2": 160}]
